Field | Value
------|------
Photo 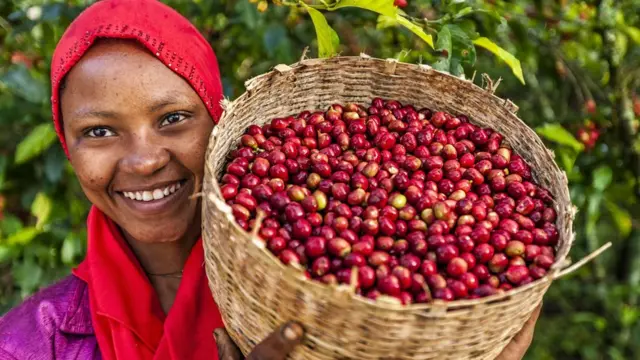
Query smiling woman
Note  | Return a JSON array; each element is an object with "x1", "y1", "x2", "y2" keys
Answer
[{"x1": 0, "y1": 1, "x2": 304, "y2": 359}]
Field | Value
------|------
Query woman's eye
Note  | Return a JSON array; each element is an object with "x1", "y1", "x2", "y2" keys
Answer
[
  {"x1": 160, "y1": 112, "x2": 187, "y2": 127},
  {"x1": 85, "y1": 127, "x2": 115, "y2": 138}
]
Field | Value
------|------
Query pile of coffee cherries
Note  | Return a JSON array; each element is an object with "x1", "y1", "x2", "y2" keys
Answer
[{"x1": 220, "y1": 98, "x2": 558, "y2": 304}]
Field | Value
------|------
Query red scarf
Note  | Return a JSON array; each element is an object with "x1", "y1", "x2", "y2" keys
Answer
[
  {"x1": 51, "y1": 1, "x2": 226, "y2": 358},
  {"x1": 73, "y1": 207, "x2": 224, "y2": 359}
]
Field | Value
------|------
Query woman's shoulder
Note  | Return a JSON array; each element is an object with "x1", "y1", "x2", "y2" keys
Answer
[{"x1": 0, "y1": 275, "x2": 98, "y2": 360}]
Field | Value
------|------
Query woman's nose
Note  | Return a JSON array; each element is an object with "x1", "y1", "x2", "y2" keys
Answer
[{"x1": 120, "y1": 135, "x2": 171, "y2": 176}]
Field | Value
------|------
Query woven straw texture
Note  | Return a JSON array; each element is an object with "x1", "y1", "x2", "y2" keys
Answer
[{"x1": 202, "y1": 56, "x2": 575, "y2": 360}]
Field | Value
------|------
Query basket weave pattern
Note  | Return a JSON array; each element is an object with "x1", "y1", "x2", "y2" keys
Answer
[{"x1": 203, "y1": 56, "x2": 574, "y2": 360}]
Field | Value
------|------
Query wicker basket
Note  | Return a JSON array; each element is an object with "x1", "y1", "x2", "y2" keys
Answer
[{"x1": 202, "y1": 56, "x2": 599, "y2": 359}]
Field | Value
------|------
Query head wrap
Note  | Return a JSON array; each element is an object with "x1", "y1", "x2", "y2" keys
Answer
[{"x1": 51, "y1": 0, "x2": 224, "y2": 155}]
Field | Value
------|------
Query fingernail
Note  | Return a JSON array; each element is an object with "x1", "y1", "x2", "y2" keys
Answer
[{"x1": 282, "y1": 322, "x2": 304, "y2": 341}]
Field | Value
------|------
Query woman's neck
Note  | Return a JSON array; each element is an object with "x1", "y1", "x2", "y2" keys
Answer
[
  {"x1": 121, "y1": 213, "x2": 202, "y2": 314},
  {"x1": 122, "y1": 211, "x2": 202, "y2": 276},
  {"x1": 126, "y1": 234, "x2": 198, "y2": 276}
]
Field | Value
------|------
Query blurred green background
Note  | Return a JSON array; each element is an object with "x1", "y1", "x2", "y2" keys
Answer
[{"x1": 1, "y1": 0, "x2": 639, "y2": 358}]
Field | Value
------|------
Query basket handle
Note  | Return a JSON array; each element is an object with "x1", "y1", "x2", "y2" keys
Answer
[{"x1": 551, "y1": 242, "x2": 612, "y2": 280}]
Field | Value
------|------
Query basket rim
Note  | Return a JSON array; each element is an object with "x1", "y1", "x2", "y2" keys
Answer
[{"x1": 204, "y1": 54, "x2": 575, "y2": 311}]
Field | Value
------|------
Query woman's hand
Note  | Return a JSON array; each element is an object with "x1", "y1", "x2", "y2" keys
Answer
[
  {"x1": 214, "y1": 322, "x2": 305, "y2": 360},
  {"x1": 496, "y1": 304, "x2": 542, "y2": 360},
  {"x1": 214, "y1": 303, "x2": 541, "y2": 360}
]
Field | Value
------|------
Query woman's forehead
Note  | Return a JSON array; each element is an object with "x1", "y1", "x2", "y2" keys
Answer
[
  {"x1": 66, "y1": 40, "x2": 195, "y2": 92},
  {"x1": 61, "y1": 40, "x2": 202, "y2": 120},
  {"x1": 70, "y1": 40, "x2": 161, "y2": 78}
]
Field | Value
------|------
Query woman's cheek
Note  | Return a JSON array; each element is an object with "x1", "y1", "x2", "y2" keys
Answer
[
  {"x1": 184, "y1": 123, "x2": 213, "y2": 177},
  {"x1": 70, "y1": 149, "x2": 114, "y2": 199}
]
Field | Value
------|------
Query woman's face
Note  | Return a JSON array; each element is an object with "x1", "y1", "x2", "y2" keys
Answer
[{"x1": 61, "y1": 40, "x2": 214, "y2": 244}]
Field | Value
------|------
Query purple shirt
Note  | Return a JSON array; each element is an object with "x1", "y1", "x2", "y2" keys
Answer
[{"x1": 0, "y1": 275, "x2": 101, "y2": 359}]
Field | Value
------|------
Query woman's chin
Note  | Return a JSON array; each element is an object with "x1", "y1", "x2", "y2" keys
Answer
[{"x1": 123, "y1": 223, "x2": 194, "y2": 245}]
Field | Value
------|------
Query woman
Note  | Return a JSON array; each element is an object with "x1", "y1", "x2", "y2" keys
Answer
[{"x1": 0, "y1": 0, "x2": 540, "y2": 359}]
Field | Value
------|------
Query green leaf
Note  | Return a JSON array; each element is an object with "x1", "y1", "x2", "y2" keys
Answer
[
  {"x1": 535, "y1": 123, "x2": 585, "y2": 152},
  {"x1": 43, "y1": 148, "x2": 66, "y2": 184},
  {"x1": 377, "y1": 15, "x2": 434, "y2": 48},
  {"x1": 450, "y1": 61, "x2": 465, "y2": 77},
  {"x1": 446, "y1": 24, "x2": 475, "y2": 66},
  {"x1": 432, "y1": 58, "x2": 450, "y2": 72},
  {"x1": 454, "y1": 6, "x2": 474, "y2": 19},
  {"x1": 14, "y1": 123, "x2": 58, "y2": 164},
  {"x1": 621, "y1": 25, "x2": 640, "y2": 44},
  {"x1": 396, "y1": 16, "x2": 434, "y2": 48},
  {"x1": 31, "y1": 192, "x2": 52, "y2": 230},
  {"x1": 303, "y1": 5, "x2": 340, "y2": 58},
  {"x1": 626, "y1": 232, "x2": 640, "y2": 289},
  {"x1": 473, "y1": 8, "x2": 505, "y2": 23},
  {"x1": 558, "y1": 149, "x2": 579, "y2": 175},
  {"x1": 621, "y1": 306, "x2": 639, "y2": 328},
  {"x1": 592, "y1": 166, "x2": 613, "y2": 191},
  {"x1": 614, "y1": 31, "x2": 628, "y2": 62},
  {"x1": 71, "y1": 199, "x2": 89, "y2": 224},
  {"x1": 329, "y1": 0, "x2": 397, "y2": 17},
  {"x1": 0, "y1": 246, "x2": 11, "y2": 263},
  {"x1": 236, "y1": 0, "x2": 259, "y2": 30},
  {"x1": 436, "y1": 25, "x2": 452, "y2": 59},
  {"x1": 473, "y1": 37, "x2": 525, "y2": 85},
  {"x1": 5, "y1": 227, "x2": 40, "y2": 246},
  {"x1": 61, "y1": 232, "x2": 83, "y2": 264},
  {"x1": 604, "y1": 199, "x2": 632, "y2": 238},
  {"x1": 376, "y1": 15, "x2": 398, "y2": 29},
  {"x1": 0, "y1": 214, "x2": 23, "y2": 238},
  {"x1": 608, "y1": 348, "x2": 627, "y2": 360},
  {"x1": 572, "y1": 312, "x2": 606, "y2": 325},
  {"x1": 434, "y1": 24, "x2": 476, "y2": 71},
  {"x1": 0, "y1": 155, "x2": 7, "y2": 190},
  {"x1": 0, "y1": 65, "x2": 48, "y2": 104},
  {"x1": 572, "y1": 312, "x2": 607, "y2": 331},
  {"x1": 12, "y1": 259, "x2": 43, "y2": 295}
]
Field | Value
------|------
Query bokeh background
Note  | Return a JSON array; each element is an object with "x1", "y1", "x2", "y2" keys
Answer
[{"x1": 1, "y1": 0, "x2": 639, "y2": 358}]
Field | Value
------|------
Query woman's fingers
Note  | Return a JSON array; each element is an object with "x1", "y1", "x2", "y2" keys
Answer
[
  {"x1": 214, "y1": 328, "x2": 244, "y2": 360},
  {"x1": 214, "y1": 322, "x2": 304, "y2": 360},
  {"x1": 495, "y1": 303, "x2": 543, "y2": 360},
  {"x1": 245, "y1": 322, "x2": 305, "y2": 360}
]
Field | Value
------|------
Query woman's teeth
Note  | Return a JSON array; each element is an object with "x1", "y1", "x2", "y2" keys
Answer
[{"x1": 122, "y1": 182, "x2": 182, "y2": 201}]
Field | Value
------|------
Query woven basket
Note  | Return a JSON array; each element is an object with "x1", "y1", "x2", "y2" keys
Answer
[{"x1": 202, "y1": 56, "x2": 598, "y2": 360}]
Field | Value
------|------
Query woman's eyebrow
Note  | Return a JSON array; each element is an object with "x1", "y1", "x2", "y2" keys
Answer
[
  {"x1": 147, "y1": 94, "x2": 197, "y2": 113},
  {"x1": 72, "y1": 108, "x2": 119, "y2": 121},
  {"x1": 148, "y1": 98, "x2": 178, "y2": 113}
]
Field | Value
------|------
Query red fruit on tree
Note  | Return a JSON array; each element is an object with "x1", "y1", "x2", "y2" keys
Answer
[{"x1": 394, "y1": 0, "x2": 408, "y2": 8}]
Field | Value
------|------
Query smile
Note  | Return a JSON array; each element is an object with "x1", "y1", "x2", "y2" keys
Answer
[
  {"x1": 122, "y1": 181, "x2": 183, "y2": 202},
  {"x1": 116, "y1": 179, "x2": 191, "y2": 216}
]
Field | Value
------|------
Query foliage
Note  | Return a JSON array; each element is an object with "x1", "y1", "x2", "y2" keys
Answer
[{"x1": 1, "y1": 0, "x2": 640, "y2": 358}]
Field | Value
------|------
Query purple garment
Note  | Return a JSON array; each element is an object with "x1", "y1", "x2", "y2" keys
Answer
[{"x1": 0, "y1": 275, "x2": 101, "y2": 359}]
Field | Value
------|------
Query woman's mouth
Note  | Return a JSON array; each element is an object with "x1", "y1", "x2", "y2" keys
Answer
[
  {"x1": 116, "y1": 179, "x2": 190, "y2": 215},
  {"x1": 121, "y1": 180, "x2": 184, "y2": 201}
]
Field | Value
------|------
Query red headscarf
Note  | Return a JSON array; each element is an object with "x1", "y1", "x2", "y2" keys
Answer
[{"x1": 51, "y1": 0, "x2": 225, "y2": 359}]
